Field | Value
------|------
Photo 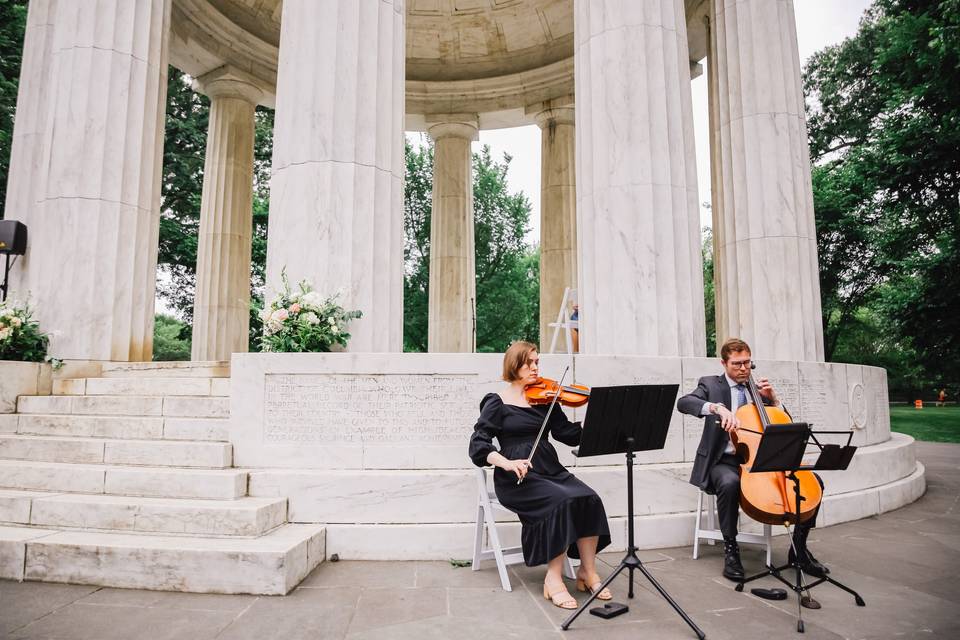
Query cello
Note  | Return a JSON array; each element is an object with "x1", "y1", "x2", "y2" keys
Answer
[{"x1": 731, "y1": 366, "x2": 822, "y2": 526}]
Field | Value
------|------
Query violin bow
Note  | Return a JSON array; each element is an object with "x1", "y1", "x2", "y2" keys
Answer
[{"x1": 517, "y1": 365, "x2": 570, "y2": 485}]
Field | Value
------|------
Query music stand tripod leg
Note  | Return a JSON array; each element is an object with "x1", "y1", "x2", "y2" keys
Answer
[{"x1": 561, "y1": 440, "x2": 706, "y2": 639}]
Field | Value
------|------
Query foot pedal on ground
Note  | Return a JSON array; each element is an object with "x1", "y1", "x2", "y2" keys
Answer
[{"x1": 589, "y1": 602, "x2": 629, "y2": 619}]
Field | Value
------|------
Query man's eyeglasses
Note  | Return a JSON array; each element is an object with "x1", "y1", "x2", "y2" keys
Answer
[{"x1": 728, "y1": 360, "x2": 752, "y2": 369}]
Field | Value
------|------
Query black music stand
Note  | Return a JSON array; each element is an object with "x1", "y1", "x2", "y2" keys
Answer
[
  {"x1": 735, "y1": 423, "x2": 864, "y2": 633},
  {"x1": 561, "y1": 384, "x2": 705, "y2": 639}
]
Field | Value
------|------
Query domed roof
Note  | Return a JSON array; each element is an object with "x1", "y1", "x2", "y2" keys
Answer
[
  {"x1": 198, "y1": 0, "x2": 572, "y2": 82},
  {"x1": 170, "y1": 0, "x2": 705, "y2": 127}
]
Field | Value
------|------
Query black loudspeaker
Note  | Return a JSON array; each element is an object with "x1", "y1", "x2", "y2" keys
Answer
[{"x1": 0, "y1": 220, "x2": 27, "y2": 255}]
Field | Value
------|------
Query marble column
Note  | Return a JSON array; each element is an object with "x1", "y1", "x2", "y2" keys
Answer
[
  {"x1": 8, "y1": 0, "x2": 170, "y2": 361},
  {"x1": 266, "y1": 0, "x2": 405, "y2": 352},
  {"x1": 190, "y1": 68, "x2": 262, "y2": 362},
  {"x1": 535, "y1": 106, "x2": 577, "y2": 350},
  {"x1": 427, "y1": 118, "x2": 478, "y2": 353},
  {"x1": 3, "y1": 0, "x2": 56, "y2": 293},
  {"x1": 709, "y1": 0, "x2": 825, "y2": 361},
  {"x1": 574, "y1": 0, "x2": 706, "y2": 356},
  {"x1": 4, "y1": 0, "x2": 54, "y2": 211}
]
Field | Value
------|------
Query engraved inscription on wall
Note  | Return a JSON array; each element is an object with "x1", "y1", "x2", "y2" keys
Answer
[{"x1": 263, "y1": 374, "x2": 477, "y2": 444}]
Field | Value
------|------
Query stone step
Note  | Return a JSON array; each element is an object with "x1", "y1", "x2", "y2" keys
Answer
[
  {"x1": 161, "y1": 417, "x2": 231, "y2": 442},
  {"x1": 1, "y1": 523, "x2": 324, "y2": 594},
  {"x1": 0, "y1": 490, "x2": 286, "y2": 536},
  {"x1": 0, "y1": 460, "x2": 247, "y2": 499},
  {"x1": 100, "y1": 361, "x2": 230, "y2": 378},
  {"x1": 17, "y1": 394, "x2": 230, "y2": 418},
  {"x1": 0, "y1": 434, "x2": 232, "y2": 468},
  {"x1": 12, "y1": 414, "x2": 229, "y2": 442},
  {"x1": 53, "y1": 377, "x2": 230, "y2": 397}
]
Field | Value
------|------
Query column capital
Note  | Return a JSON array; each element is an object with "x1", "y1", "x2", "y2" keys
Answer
[
  {"x1": 426, "y1": 115, "x2": 479, "y2": 142},
  {"x1": 533, "y1": 105, "x2": 575, "y2": 128},
  {"x1": 193, "y1": 66, "x2": 266, "y2": 105}
]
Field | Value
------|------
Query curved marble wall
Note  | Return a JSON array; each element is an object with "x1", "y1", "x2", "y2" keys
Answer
[{"x1": 229, "y1": 353, "x2": 924, "y2": 559}]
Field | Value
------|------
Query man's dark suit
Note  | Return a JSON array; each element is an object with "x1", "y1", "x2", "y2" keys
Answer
[
  {"x1": 677, "y1": 374, "x2": 774, "y2": 493},
  {"x1": 677, "y1": 374, "x2": 821, "y2": 541}
]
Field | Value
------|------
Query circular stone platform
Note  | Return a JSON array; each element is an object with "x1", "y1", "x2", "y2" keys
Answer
[{"x1": 228, "y1": 353, "x2": 925, "y2": 560}]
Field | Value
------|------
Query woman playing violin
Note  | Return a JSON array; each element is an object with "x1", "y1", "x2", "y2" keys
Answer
[{"x1": 468, "y1": 341, "x2": 612, "y2": 609}]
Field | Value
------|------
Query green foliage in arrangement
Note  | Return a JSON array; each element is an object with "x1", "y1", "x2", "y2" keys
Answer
[
  {"x1": 256, "y1": 271, "x2": 362, "y2": 353},
  {"x1": 0, "y1": 299, "x2": 50, "y2": 363},
  {"x1": 152, "y1": 314, "x2": 192, "y2": 362},
  {"x1": 403, "y1": 140, "x2": 539, "y2": 352},
  {"x1": 805, "y1": 0, "x2": 960, "y2": 398}
]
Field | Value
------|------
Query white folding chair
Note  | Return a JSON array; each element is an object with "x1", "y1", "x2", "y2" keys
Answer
[
  {"x1": 692, "y1": 490, "x2": 772, "y2": 566},
  {"x1": 472, "y1": 467, "x2": 576, "y2": 591},
  {"x1": 547, "y1": 287, "x2": 578, "y2": 354}
]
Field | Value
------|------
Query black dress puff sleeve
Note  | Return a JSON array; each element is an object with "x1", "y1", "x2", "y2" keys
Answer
[
  {"x1": 547, "y1": 407, "x2": 582, "y2": 447},
  {"x1": 469, "y1": 392, "x2": 503, "y2": 467}
]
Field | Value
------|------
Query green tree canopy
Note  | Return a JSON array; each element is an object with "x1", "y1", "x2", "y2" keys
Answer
[
  {"x1": 805, "y1": 0, "x2": 960, "y2": 395},
  {"x1": 0, "y1": 0, "x2": 28, "y2": 217},
  {"x1": 158, "y1": 68, "x2": 272, "y2": 348},
  {"x1": 403, "y1": 140, "x2": 539, "y2": 352}
]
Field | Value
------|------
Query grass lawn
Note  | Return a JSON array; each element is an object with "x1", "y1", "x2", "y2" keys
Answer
[{"x1": 890, "y1": 404, "x2": 960, "y2": 443}]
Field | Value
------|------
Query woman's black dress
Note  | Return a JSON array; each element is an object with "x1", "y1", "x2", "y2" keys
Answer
[{"x1": 468, "y1": 392, "x2": 611, "y2": 566}]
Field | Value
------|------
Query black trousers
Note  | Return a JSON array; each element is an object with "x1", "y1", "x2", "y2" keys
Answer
[{"x1": 709, "y1": 453, "x2": 823, "y2": 540}]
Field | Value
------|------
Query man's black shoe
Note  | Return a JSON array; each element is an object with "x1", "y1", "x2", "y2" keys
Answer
[
  {"x1": 722, "y1": 541, "x2": 745, "y2": 581},
  {"x1": 788, "y1": 545, "x2": 830, "y2": 577}
]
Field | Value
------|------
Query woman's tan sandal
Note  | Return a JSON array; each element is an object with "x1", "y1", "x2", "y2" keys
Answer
[
  {"x1": 576, "y1": 574, "x2": 613, "y2": 601},
  {"x1": 543, "y1": 582, "x2": 578, "y2": 609}
]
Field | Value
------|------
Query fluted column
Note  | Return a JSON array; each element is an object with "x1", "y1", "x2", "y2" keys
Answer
[
  {"x1": 4, "y1": 0, "x2": 56, "y2": 300},
  {"x1": 427, "y1": 118, "x2": 478, "y2": 353},
  {"x1": 190, "y1": 67, "x2": 262, "y2": 362},
  {"x1": 6, "y1": 0, "x2": 64, "y2": 310},
  {"x1": 710, "y1": 0, "x2": 825, "y2": 361},
  {"x1": 574, "y1": 0, "x2": 706, "y2": 356},
  {"x1": 535, "y1": 106, "x2": 577, "y2": 349},
  {"x1": 266, "y1": 0, "x2": 405, "y2": 352},
  {"x1": 8, "y1": 0, "x2": 170, "y2": 361}
]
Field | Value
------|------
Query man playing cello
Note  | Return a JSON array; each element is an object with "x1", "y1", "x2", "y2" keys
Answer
[{"x1": 677, "y1": 338, "x2": 829, "y2": 581}]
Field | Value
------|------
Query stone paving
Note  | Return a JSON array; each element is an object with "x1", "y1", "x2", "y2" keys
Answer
[{"x1": 1, "y1": 441, "x2": 957, "y2": 640}]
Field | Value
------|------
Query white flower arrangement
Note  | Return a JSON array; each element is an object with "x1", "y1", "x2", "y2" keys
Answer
[
  {"x1": 255, "y1": 270, "x2": 361, "y2": 353},
  {"x1": 0, "y1": 298, "x2": 60, "y2": 367}
]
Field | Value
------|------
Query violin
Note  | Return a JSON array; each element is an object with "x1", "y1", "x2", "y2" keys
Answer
[
  {"x1": 731, "y1": 366, "x2": 822, "y2": 525},
  {"x1": 524, "y1": 377, "x2": 590, "y2": 407}
]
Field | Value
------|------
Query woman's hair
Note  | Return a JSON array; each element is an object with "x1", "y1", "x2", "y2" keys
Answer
[{"x1": 502, "y1": 341, "x2": 539, "y2": 382}]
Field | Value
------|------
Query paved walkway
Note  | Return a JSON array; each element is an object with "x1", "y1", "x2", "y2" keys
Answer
[{"x1": 2, "y1": 441, "x2": 958, "y2": 639}]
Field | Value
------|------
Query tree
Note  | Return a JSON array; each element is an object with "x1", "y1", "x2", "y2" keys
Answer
[
  {"x1": 805, "y1": 0, "x2": 960, "y2": 391},
  {"x1": 157, "y1": 71, "x2": 208, "y2": 321},
  {"x1": 152, "y1": 313, "x2": 191, "y2": 361},
  {"x1": 157, "y1": 67, "x2": 272, "y2": 350},
  {"x1": 403, "y1": 141, "x2": 539, "y2": 352},
  {"x1": 472, "y1": 146, "x2": 539, "y2": 352},
  {"x1": 402, "y1": 140, "x2": 432, "y2": 352},
  {"x1": 701, "y1": 224, "x2": 716, "y2": 357},
  {"x1": 0, "y1": 0, "x2": 28, "y2": 217}
]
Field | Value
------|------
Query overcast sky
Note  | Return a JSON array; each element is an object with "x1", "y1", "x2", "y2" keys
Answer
[{"x1": 465, "y1": 0, "x2": 873, "y2": 241}]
